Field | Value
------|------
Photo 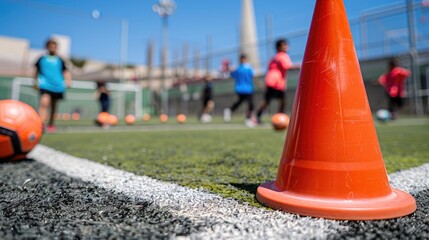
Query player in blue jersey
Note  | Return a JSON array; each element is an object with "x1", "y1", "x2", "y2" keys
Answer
[
  {"x1": 223, "y1": 54, "x2": 258, "y2": 127},
  {"x1": 33, "y1": 39, "x2": 72, "y2": 133}
]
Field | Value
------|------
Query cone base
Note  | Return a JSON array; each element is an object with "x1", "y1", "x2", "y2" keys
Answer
[{"x1": 256, "y1": 181, "x2": 416, "y2": 220}]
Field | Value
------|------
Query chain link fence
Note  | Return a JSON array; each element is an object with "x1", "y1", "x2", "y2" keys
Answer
[{"x1": 160, "y1": 1, "x2": 429, "y2": 117}]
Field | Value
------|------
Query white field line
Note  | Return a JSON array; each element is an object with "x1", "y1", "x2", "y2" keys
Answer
[{"x1": 29, "y1": 145, "x2": 429, "y2": 239}]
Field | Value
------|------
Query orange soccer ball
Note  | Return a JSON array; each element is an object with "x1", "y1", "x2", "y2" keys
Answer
[
  {"x1": 71, "y1": 112, "x2": 80, "y2": 121},
  {"x1": 108, "y1": 114, "x2": 118, "y2": 126},
  {"x1": 96, "y1": 112, "x2": 111, "y2": 126},
  {"x1": 271, "y1": 113, "x2": 290, "y2": 131},
  {"x1": 0, "y1": 100, "x2": 43, "y2": 161},
  {"x1": 176, "y1": 114, "x2": 186, "y2": 124},
  {"x1": 62, "y1": 113, "x2": 71, "y2": 121},
  {"x1": 142, "y1": 114, "x2": 151, "y2": 122},
  {"x1": 159, "y1": 114, "x2": 168, "y2": 123},
  {"x1": 125, "y1": 114, "x2": 136, "y2": 125}
]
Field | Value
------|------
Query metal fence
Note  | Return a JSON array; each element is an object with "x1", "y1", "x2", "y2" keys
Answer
[
  {"x1": 164, "y1": 1, "x2": 429, "y2": 73},
  {"x1": 160, "y1": 1, "x2": 429, "y2": 115}
]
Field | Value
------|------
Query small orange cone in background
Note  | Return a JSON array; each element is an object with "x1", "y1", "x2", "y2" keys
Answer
[{"x1": 256, "y1": 0, "x2": 416, "y2": 220}]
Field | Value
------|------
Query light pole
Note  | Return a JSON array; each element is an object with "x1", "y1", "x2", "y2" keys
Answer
[
  {"x1": 92, "y1": 10, "x2": 129, "y2": 118},
  {"x1": 406, "y1": 0, "x2": 423, "y2": 115},
  {"x1": 153, "y1": 0, "x2": 175, "y2": 115}
]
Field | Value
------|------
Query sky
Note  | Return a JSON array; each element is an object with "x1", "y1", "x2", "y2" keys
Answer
[{"x1": 0, "y1": 0, "x2": 418, "y2": 66}]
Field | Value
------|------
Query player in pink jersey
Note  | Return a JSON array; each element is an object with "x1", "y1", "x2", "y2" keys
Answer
[
  {"x1": 255, "y1": 39, "x2": 294, "y2": 124},
  {"x1": 378, "y1": 58, "x2": 411, "y2": 119}
]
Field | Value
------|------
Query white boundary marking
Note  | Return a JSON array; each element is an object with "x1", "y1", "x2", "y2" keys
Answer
[{"x1": 29, "y1": 145, "x2": 429, "y2": 239}]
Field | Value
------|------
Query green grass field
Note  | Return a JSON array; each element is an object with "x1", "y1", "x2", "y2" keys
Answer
[
  {"x1": 53, "y1": 115, "x2": 254, "y2": 127},
  {"x1": 41, "y1": 118, "x2": 429, "y2": 207}
]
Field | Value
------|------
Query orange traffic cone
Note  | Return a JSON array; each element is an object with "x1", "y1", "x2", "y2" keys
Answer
[{"x1": 256, "y1": 0, "x2": 416, "y2": 220}]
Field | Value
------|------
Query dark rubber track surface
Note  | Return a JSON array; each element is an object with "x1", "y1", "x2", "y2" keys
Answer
[
  {"x1": 0, "y1": 159, "x2": 204, "y2": 239},
  {"x1": 1, "y1": 158, "x2": 428, "y2": 239},
  {"x1": 328, "y1": 190, "x2": 429, "y2": 240}
]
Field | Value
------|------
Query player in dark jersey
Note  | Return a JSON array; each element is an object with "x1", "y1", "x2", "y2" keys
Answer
[
  {"x1": 96, "y1": 81, "x2": 110, "y2": 113},
  {"x1": 200, "y1": 76, "x2": 214, "y2": 123}
]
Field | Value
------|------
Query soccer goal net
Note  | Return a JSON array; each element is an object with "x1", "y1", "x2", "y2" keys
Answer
[{"x1": 11, "y1": 77, "x2": 151, "y2": 120}]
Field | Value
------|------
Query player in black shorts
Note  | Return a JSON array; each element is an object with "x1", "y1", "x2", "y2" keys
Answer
[
  {"x1": 255, "y1": 39, "x2": 295, "y2": 124},
  {"x1": 200, "y1": 76, "x2": 214, "y2": 123},
  {"x1": 33, "y1": 39, "x2": 71, "y2": 133}
]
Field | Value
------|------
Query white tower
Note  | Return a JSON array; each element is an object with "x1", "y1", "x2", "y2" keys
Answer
[{"x1": 240, "y1": 0, "x2": 260, "y2": 74}]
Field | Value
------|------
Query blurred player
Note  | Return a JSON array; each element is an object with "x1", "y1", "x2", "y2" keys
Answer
[
  {"x1": 96, "y1": 81, "x2": 110, "y2": 113},
  {"x1": 378, "y1": 58, "x2": 411, "y2": 119},
  {"x1": 33, "y1": 38, "x2": 72, "y2": 133},
  {"x1": 200, "y1": 75, "x2": 214, "y2": 123},
  {"x1": 220, "y1": 59, "x2": 231, "y2": 79},
  {"x1": 255, "y1": 39, "x2": 295, "y2": 124},
  {"x1": 223, "y1": 54, "x2": 258, "y2": 127}
]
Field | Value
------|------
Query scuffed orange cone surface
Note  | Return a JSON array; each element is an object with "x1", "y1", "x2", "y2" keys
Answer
[{"x1": 256, "y1": 0, "x2": 416, "y2": 220}]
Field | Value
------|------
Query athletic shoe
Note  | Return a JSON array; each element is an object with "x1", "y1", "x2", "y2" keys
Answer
[
  {"x1": 200, "y1": 113, "x2": 212, "y2": 123},
  {"x1": 46, "y1": 125, "x2": 57, "y2": 133},
  {"x1": 245, "y1": 119, "x2": 256, "y2": 128},
  {"x1": 223, "y1": 108, "x2": 231, "y2": 122}
]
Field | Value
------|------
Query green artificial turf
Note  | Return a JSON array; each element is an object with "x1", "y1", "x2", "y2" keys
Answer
[
  {"x1": 41, "y1": 119, "x2": 429, "y2": 207},
  {"x1": 53, "y1": 115, "x2": 246, "y2": 127}
]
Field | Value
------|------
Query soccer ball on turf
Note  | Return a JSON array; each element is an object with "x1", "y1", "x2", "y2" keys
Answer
[
  {"x1": 71, "y1": 112, "x2": 80, "y2": 121},
  {"x1": 0, "y1": 100, "x2": 43, "y2": 161},
  {"x1": 108, "y1": 114, "x2": 118, "y2": 126},
  {"x1": 142, "y1": 113, "x2": 151, "y2": 122},
  {"x1": 375, "y1": 109, "x2": 391, "y2": 122},
  {"x1": 177, "y1": 114, "x2": 186, "y2": 124},
  {"x1": 271, "y1": 113, "x2": 290, "y2": 131},
  {"x1": 159, "y1": 114, "x2": 169, "y2": 123},
  {"x1": 125, "y1": 114, "x2": 136, "y2": 125},
  {"x1": 96, "y1": 112, "x2": 110, "y2": 126},
  {"x1": 62, "y1": 113, "x2": 70, "y2": 121}
]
